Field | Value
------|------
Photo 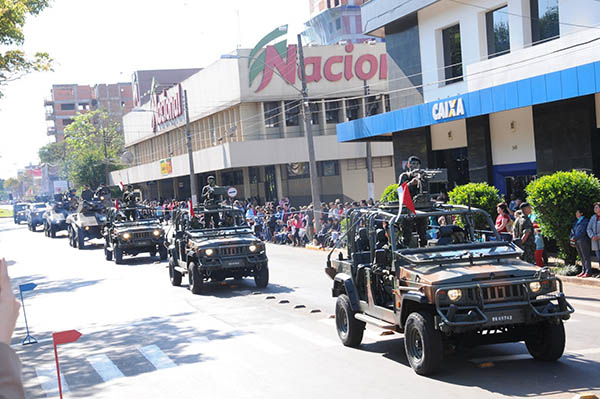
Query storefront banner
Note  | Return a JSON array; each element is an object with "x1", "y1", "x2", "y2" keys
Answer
[
  {"x1": 53, "y1": 180, "x2": 68, "y2": 194},
  {"x1": 160, "y1": 158, "x2": 173, "y2": 176}
]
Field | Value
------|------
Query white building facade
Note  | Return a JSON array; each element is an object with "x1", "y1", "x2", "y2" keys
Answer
[
  {"x1": 111, "y1": 42, "x2": 395, "y2": 205},
  {"x1": 338, "y1": 0, "x2": 600, "y2": 197}
]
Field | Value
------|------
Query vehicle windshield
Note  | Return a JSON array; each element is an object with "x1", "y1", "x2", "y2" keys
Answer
[
  {"x1": 115, "y1": 208, "x2": 160, "y2": 223},
  {"x1": 189, "y1": 209, "x2": 248, "y2": 231},
  {"x1": 33, "y1": 203, "x2": 46, "y2": 209},
  {"x1": 15, "y1": 204, "x2": 27, "y2": 211}
]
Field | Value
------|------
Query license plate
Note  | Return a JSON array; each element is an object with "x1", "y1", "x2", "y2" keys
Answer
[
  {"x1": 224, "y1": 259, "x2": 244, "y2": 267},
  {"x1": 488, "y1": 310, "x2": 524, "y2": 325}
]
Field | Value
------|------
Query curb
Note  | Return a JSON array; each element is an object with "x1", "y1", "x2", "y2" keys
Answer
[
  {"x1": 304, "y1": 244, "x2": 329, "y2": 252},
  {"x1": 560, "y1": 274, "x2": 600, "y2": 288}
]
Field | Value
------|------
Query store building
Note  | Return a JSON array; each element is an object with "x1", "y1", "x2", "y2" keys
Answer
[
  {"x1": 337, "y1": 0, "x2": 600, "y2": 197},
  {"x1": 111, "y1": 42, "x2": 394, "y2": 205}
]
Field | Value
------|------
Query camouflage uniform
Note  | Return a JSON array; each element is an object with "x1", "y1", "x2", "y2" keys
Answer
[{"x1": 513, "y1": 214, "x2": 535, "y2": 264}]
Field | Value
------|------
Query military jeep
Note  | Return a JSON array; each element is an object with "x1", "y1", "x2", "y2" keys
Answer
[
  {"x1": 167, "y1": 206, "x2": 269, "y2": 295},
  {"x1": 43, "y1": 200, "x2": 70, "y2": 238},
  {"x1": 103, "y1": 206, "x2": 167, "y2": 264},
  {"x1": 66, "y1": 199, "x2": 107, "y2": 249},
  {"x1": 325, "y1": 204, "x2": 574, "y2": 376},
  {"x1": 13, "y1": 203, "x2": 29, "y2": 224},
  {"x1": 26, "y1": 203, "x2": 48, "y2": 231}
]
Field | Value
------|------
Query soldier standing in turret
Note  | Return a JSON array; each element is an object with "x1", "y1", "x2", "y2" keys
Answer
[
  {"x1": 80, "y1": 185, "x2": 94, "y2": 201},
  {"x1": 398, "y1": 156, "x2": 428, "y2": 247},
  {"x1": 201, "y1": 176, "x2": 219, "y2": 227},
  {"x1": 123, "y1": 185, "x2": 137, "y2": 221}
]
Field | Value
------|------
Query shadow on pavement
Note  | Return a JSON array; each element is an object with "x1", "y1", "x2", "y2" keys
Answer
[
  {"x1": 183, "y1": 279, "x2": 295, "y2": 298},
  {"x1": 10, "y1": 275, "x2": 104, "y2": 299}
]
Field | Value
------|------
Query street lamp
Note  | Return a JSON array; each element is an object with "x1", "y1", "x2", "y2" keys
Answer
[{"x1": 221, "y1": 34, "x2": 323, "y2": 232}]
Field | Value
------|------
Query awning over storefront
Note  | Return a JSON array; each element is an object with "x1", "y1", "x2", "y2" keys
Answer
[{"x1": 337, "y1": 60, "x2": 600, "y2": 143}]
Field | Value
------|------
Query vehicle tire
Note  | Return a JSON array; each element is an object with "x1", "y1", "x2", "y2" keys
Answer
[
  {"x1": 43, "y1": 223, "x2": 48, "y2": 237},
  {"x1": 169, "y1": 256, "x2": 182, "y2": 286},
  {"x1": 77, "y1": 228, "x2": 85, "y2": 250},
  {"x1": 525, "y1": 321, "x2": 565, "y2": 361},
  {"x1": 404, "y1": 311, "x2": 443, "y2": 376},
  {"x1": 188, "y1": 262, "x2": 204, "y2": 295},
  {"x1": 335, "y1": 294, "x2": 365, "y2": 347},
  {"x1": 159, "y1": 245, "x2": 168, "y2": 261},
  {"x1": 50, "y1": 225, "x2": 56, "y2": 238},
  {"x1": 104, "y1": 243, "x2": 113, "y2": 261},
  {"x1": 149, "y1": 251, "x2": 156, "y2": 258},
  {"x1": 114, "y1": 245, "x2": 123, "y2": 264},
  {"x1": 254, "y1": 265, "x2": 269, "y2": 288},
  {"x1": 67, "y1": 226, "x2": 73, "y2": 247},
  {"x1": 32, "y1": 223, "x2": 37, "y2": 232}
]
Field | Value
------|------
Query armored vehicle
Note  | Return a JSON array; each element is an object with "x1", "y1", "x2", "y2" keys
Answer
[
  {"x1": 43, "y1": 199, "x2": 70, "y2": 238},
  {"x1": 13, "y1": 203, "x2": 29, "y2": 224},
  {"x1": 26, "y1": 203, "x2": 48, "y2": 231},
  {"x1": 167, "y1": 206, "x2": 269, "y2": 295},
  {"x1": 66, "y1": 199, "x2": 107, "y2": 249},
  {"x1": 103, "y1": 206, "x2": 167, "y2": 264},
  {"x1": 325, "y1": 204, "x2": 574, "y2": 376}
]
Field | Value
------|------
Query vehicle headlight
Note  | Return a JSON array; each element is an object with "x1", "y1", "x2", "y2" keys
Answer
[
  {"x1": 205, "y1": 248, "x2": 214, "y2": 256},
  {"x1": 100, "y1": 196, "x2": 105, "y2": 201},
  {"x1": 447, "y1": 289, "x2": 462, "y2": 302},
  {"x1": 249, "y1": 244, "x2": 258, "y2": 252},
  {"x1": 84, "y1": 226, "x2": 90, "y2": 231},
  {"x1": 122, "y1": 232, "x2": 131, "y2": 240},
  {"x1": 153, "y1": 229, "x2": 161, "y2": 237},
  {"x1": 529, "y1": 281, "x2": 542, "y2": 293}
]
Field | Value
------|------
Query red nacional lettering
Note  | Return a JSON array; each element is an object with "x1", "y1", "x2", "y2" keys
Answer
[
  {"x1": 152, "y1": 84, "x2": 183, "y2": 132},
  {"x1": 324, "y1": 55, "x2": 343, "y2": 82},
  {"x1": 257, "y1": 45, "x2": 297, "y2": 92},
  {"x1": 355, "y1": 54, "x2": 378, "y2": 81},
  {"x1": 379, "y1": 54, "x2": 388, "y2": 80},
  {"x1": 302, "y1": 56, "x2": 322, "y2": 83},
  {"x1": 344, "y1": 43, "x2": 354, "y2": 80}
]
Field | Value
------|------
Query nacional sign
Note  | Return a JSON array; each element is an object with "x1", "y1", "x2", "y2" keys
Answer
[
  {"x1": 248, "y1": 26, "x2": 387, "y2": 93},
  {"x1": 432, "y1": 97, "x2": 465, "y2": 121},
  {"x1": 151, "y1": 84, "x2": 183, "y2": 132}
]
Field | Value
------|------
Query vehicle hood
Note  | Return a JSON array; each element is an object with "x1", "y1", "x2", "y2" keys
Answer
[
  {"x1": 407, "y1": 259, "x2": 540, "y2": 285},
  {"x1": 189, "y1": 235, "x2": 256, "y2": 247},
  {"x1": 115, "y1": 224, "x2": 162, "y2": 234}
]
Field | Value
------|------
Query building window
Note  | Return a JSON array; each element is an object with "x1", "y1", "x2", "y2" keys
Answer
[
  {"x1": 373, "y1": 156, "x2": 393, "y2": 168},
  {"x1": 486, "y1": 6, "x2": 510, "y2": 58},
  {"x1": 287, "y1": 162, "x2": 309, "y2": 179},
  {"x1": 442, "y1": 24, "x2": 463, "y2": 85},
  {"x1": 222, "y1": 170, "x2": 244, "y2": 186},
  {"x1": 62, "y1": 118, "x2": 73, "y2": 127},
  {"x1": 366, "y1": 96, "x2": 380, "y2": 116},
  {"x1": 77, "y1": 103, "x2": 89, "y2": 111},
  {"x1": 325, "y1": 100, "x2": 340, "y2": 123},
  {"x1": 346, "y1": 158, "x2": 367, "y2": 171},
  {"x1": 249, "y1": 167, "x2": 259, "y2": 184},
  {"x1": 264, "y1": 102, "x2": 280, "y2": 128},
  {"x1": 310, "y1": 102, "x2": 320, "y2": 125},
  {"x1": 319, "y1": 160, "x2": 339, "y2": 177},
  {"x1": 335, "y1": 18, "x2": 341, "y2": 30},
  {"x1": 334, "y1": 0, "x2": 339, "y2": 6},
  {"x1": 285, "y1": 100, "x2": 300, "y2": 127},
  {"x1": 346, "y1": 99, "x2": 360, "y2": 121},
  {"x1": 531, "y1": 0, "x2": 559, "y2": 44},
  {"x1": 60, "y1": 103, "x2": 75, "y2": 111}
]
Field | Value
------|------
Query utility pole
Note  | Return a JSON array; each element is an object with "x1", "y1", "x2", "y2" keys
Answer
[
  {"x1": 101, "y1": 116, "x2": 109, "y2": 187},
  {"x1": 297, "y1": 33, "x2": 322, "y2": 233},
  {"x1": 364, "y1": 80, "x2": 374, "y2": 201},
  {"x1": 184, "y1": 90, "x2": 198, "y2": 205}
]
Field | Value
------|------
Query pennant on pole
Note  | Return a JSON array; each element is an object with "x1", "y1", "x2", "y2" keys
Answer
[
  {"x1": 115, "y1": 199, "x2": 119, "y2": 211},
  {"x1": 52, "y1": 330, "x2": 82, "y2": 399},
  {"x1": 397, "y1": 182, "x2": 416, "y2": 215},
  {"x1": 189, "y1": 200, "x2": 195, "y2": 218}
]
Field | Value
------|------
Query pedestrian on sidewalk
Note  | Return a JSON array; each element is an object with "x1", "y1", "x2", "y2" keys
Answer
[
  {"x1": 571, "y1": 208, "x2": 592, "y2": 277},
  {"x1": 0, "y1": 258, "x2": 25, "y2": 399},
  {"x1": 534, "y1": 227, "x2": 545, "y2": 267},
  {"x1": 586, "y1": 202, "x2": 600, "y2": 272}
]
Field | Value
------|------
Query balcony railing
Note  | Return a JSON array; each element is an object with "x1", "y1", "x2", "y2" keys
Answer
[
  {"x1": 47, "y1": 126, "x2": 56, "y2": 136},
  {"x1": 45, "y1": 111, "x2": 55, "y2": 120}
]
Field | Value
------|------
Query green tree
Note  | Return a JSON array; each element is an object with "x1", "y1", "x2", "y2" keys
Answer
[
  {"x1": 4, "y1": 177, "x2": 20, "y2": 196},
  {"x1": 38, "y1": 140, "x2": 68, "y2": 179},
  {"x1": 448, "y1": 183, "x2": 501, "y2": 229},
  {"x1": 526, "y1": 170, "x2": 600, "y2": 264},
  {"x1": 0, "y1": 0, "x2": 53, "y2": 97},
  {"x1": 380, "y1": 183, "x2": 399, "y2": 203},
  {"x1": 64, "y1": 110, "x2": 124, "y2": 188}
]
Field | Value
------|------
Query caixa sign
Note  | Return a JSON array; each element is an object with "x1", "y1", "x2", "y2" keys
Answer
[
  {"x1": 432, "y1": 97, "x2": 465, "y2": 121},
  {"x1": 152, "y1": 84, "x2": 183, "y2": 132}
]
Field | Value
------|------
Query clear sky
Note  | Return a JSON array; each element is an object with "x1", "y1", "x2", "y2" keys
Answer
[{"x1": 0, "y1": 0, "x2": 310, "y2": 179}]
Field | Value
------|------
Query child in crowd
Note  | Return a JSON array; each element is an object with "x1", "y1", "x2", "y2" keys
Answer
[{"x1": 534, "y1": 227, "x2": 545, "y2": 267}]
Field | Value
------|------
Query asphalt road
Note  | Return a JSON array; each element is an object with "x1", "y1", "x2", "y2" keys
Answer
[{"x1": 1, "y1": 217, "x2": 599, "y2": 399}]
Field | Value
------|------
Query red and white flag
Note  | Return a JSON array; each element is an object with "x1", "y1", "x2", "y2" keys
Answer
[
  {"x1": 397, "y1": 182, "x2": 416, "y2": 215},
  {"x1": 119, "y1": 181, "x2": 125, "y2": 191}
]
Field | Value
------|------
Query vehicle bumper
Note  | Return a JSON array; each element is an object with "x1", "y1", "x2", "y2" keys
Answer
[
  {"x1": 199, "y1": 254, "x2": 268, "y2": 272},
  {"x1": 81, "y1": 226, "x2": 103, "y2": 239},
  {"x1": 118, "y1": 239, "x2": 165, "y2": 253},
  {"x1": 434, "y1": 276, "x2": 574, "y2": 333}
]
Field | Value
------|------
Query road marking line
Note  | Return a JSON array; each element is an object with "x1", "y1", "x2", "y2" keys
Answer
[
  {"x1": 573, "y1": 308, "x2": 600, "y2": 318},
  {"x1": 138, "y1": 345, "x2": 177, "y2": 370},
  {"x1": 569, "y1": 298, "x2": 600, "y2": 310},
  {"x1": 235, "y1": 333, "x2": 288, "y2": 355},
  {"x1": 277, "y1": 324, "x2": 338, "y2": 347},
  {"x1": 569, "y1": 347, "x2": 600, "y2": 356},
  {"x1": 470, "y1": 347, "x2": 600, "y2": 364},
  {"x1": 87, "y1": 354, "x2": 124, "y2": 382},
  {"x1": 35, "y1": 366, "x2": 69, "y2": 397}
]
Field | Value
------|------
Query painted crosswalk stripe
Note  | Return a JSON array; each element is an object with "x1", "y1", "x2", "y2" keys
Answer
[
  {"x1": 87, "y1": 354, "x2": 124, "y2": 382},
  {"x1": 139, "y1": 345, "x2": 177, "y2": 369},
  {"x1": 35, "y1": 366, "x2": 69, "y2": 397},
  {"x1": 573, "y1": 308, "x2": 600, "y2": 318},
  {"x1": 235, "y1": 332, "x2": 288, "y2": 355},
  {"x1": 277, "y1": 324, "x2": 338, "y2": 347}
]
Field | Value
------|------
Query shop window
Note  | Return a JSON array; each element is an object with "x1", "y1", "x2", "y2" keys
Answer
[
  {"x1": 285, "y1": 100, "x2": 300, "y2": 127},
  {"x1": 442, "y1": 24, "x2": 463, "y2": 85},
  {"x1": 347, "y1": 158, "x2": 367, "y2": 171},
  {"x1": 249, "y1": 167, "x2": 259, "y2": 184},
  {"x1": 531, "y1": 0, "x2": 559, "y2": 44},
  {"x1": 61, "y1": 103, "x2": 75, "y2": 111},
  {"x1": 264, "y1": 102, "x2": 280, "y2": 128},
  {"x1": 325, "y1": 100, "x2": 340, "y2": 123},
  {"x1": 222, "y1": 170, "x2": 244, "y2": 186},
  {"x1": 287, "y1": 162, "x2": 309, "y2": 179},
  {"x1": 486, "y1": 6, "x2": 510, "y2": 58},
  {"x1": 346, "y1": 99, "x2": 360, "y2": 121},
  {"x1": 319, "y1": 160, "x2": 339, "y2": 177},
  {"x1": 310, "y1": 102, "x2": 320, "y2": 125}
]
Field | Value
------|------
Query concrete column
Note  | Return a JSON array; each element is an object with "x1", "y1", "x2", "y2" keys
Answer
[
  {"x1": 281, "y1": 100, "x2": 287, "y2": 138},
  {"x1": 157, "y1": 179, "x2": 163, "y2": 200},
  {"x1": 341, "y1": 98, "x2": 348, "y2": 122},
  {"x1": 274, "y1": 164, "x2": 284, "y2": 201},
  {"x1": 172, "y1": 177, "x2": 179, "y2": 200},
  {"x1": 242, "y1": 167, "x2": 251, "y2": 199},
  {"x1": 258, "y1": 102, "x2": 267, "y2": 140}
]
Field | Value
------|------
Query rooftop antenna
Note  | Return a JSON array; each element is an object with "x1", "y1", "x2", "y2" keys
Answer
[{"x1": 236, "y1": 9, "x2": 241, "y2": 49}]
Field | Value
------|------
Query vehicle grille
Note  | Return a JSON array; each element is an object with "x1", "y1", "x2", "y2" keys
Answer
[
  {"x1": 132, "y1": 231, "x2": 153, "y2": 239},
  {"x1": 219, "y1": 246, "x2": 245, "y2": 256},
  {"x1": 467, "y1": 284, "x2": 524, "y2": 303}
]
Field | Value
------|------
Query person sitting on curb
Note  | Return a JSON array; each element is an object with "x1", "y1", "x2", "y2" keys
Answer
[{"x1": 0, "y1": 258, "x2": 25, "y2": 399}]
